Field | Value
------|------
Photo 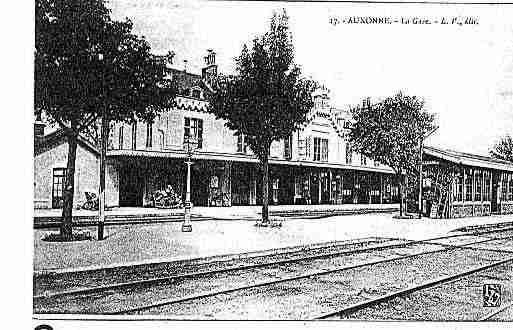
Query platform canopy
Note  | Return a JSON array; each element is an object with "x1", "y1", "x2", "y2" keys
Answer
[{"x1": 424, "y1": 146, "x2": 513, "y2": 172}]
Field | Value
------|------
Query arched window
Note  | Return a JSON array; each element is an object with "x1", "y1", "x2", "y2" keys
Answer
[
  {"x1": 158, "y1": 130, "x2": 165, "y2": 150},
  {"x1": 146, "y1": 123, "x2": 153, "y2": 148},
  {"x1": 345, "y1": 143, "x2": 352, "y2": 164},
  {"x1": 131, "y1": 122, "x2": 137, "y2": 150},
  {"x1": 118, "y1": 126, "x2": 124, "y2": 149}
]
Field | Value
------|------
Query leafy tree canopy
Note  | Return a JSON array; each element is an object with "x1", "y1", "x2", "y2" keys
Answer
[
  {"x1": 490, "y1": 135, "x2": 513, "y2": 162},
  {"x1": 35, "y1": 0, "x2": 177, "y2": 134},
  {"x1": 35, "y1": 0, "x2": 177, "y2": 240},
  {"x1": 349, "y1": 92, "x2": 437, "y2": 176},
  {"x1": 209, "y1": 10, "x2": 318, "y2": 161}
]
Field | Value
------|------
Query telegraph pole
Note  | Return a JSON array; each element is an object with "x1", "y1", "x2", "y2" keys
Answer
[
  {"x1": 98, "y1": 53, "x2": 106, "y2": 240},
  {"x1": 418, "y1": 136, "x2": 424, "y2": 219},
  {"x1": 98, "y1": 114, "x2": 107, "y2": 240},
  {"x1": 418, "y1": 126, "x2": 439, "y2": 219}
]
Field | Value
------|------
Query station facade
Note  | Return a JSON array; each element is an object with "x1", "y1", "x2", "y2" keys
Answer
[
  {"x1": 106, "y1": 54, "x2": 399, "y2": 208},
  {"x1": 34, "y1": 51, "x2": 400, "y2": 210},
  {"x1": 35, "y1": 50, "x2": 513, "y2": 218},
  {"x1": 107, "y1": 93, "x2": 399, "y2": 208}
]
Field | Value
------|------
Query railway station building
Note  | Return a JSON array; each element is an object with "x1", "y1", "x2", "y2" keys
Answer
[
  {"x1": 33, "y1": 50, "x2": 513, "y2": 218},
  {"x1": 34, "y1": 50, "x2": 400, "y2": 210}
]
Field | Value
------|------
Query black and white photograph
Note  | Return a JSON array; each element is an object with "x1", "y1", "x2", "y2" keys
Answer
[{"x1": 20, "y1": 0, "x2": 513, "y2": 327}]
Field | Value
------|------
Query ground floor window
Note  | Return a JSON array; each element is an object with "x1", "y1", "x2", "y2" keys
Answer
[
  {"x1": 272, "y1": 178, "x2": 279, "y2": 204},
  {"x1": 474, "y1": 169, "x2": 482, "y2": 201},
  {"x1": 454, "y1": 168, "x2": 463, "y2": 202},
  {"x1": 294, "y1": 176, "x2": 301, "y2": 198},
  {"x1": 52, "y1": 168, "x2": 67, "y2": 208},
  {"x1": 501, "y1": 172, "x2": 512, "y2": 201},
  {"x1": 509, "y1": 173, "x2": 513, "y2": 201},
  {"x1": 332, "y1": 174, "x2": 342, "y2": 202},
  {"x1": 465, "y1": 168, "x2": 473, "y2": 202},
  {"x1": 483, "y1": 170, "x2": 491, "y2": 201},
  {"x1": 342, "y1": 172, "x2": 354, "y2": 203}
]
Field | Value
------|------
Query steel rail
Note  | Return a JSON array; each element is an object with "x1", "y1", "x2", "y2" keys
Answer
[
  {"x1": 34, "y1": 226, "x2": 513, "y2": 302},
  {"x1": 479, "y1": 301, "x2": 513, "y2": 321},
  {"x1": 105, "y1": 234, "x2": 513, "y2": 315},
  {"x1": 420, "y1": 236, "x2": 513, "y2": 255},
  {"x1": 313, "y1": 258, "x2": 513, "y2": 320},
  {"x1": 34, "y1": 238, "x2": 398, "y2": 300}
]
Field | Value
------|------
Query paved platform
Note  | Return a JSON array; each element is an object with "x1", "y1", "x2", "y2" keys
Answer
[
  {"x1": 33, "y1": 204, "x2": 399, "y2": 228},
  {"x1": 33, "y1": 212, "x2": 513, "y2": 273}
]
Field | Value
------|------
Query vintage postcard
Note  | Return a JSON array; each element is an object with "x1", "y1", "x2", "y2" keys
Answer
[{"x1": 29, "y1": 0, "x2": 513, "y2": 328}]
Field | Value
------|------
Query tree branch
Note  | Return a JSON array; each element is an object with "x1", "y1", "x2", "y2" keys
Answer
[
  {"x1": 54, "y1": 117, "x2": 70, "y2": 130},
  {"x1": 78, "y1": 113, "x2": 100, "y2": 132}
]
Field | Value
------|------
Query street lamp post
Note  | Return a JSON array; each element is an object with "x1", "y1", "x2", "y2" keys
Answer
[{"x1": 182, "y1": 137, "x2": 197, "y2": 232}]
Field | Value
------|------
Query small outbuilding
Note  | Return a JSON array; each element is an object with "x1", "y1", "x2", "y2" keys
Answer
[
  {"x1": 422, "y1": 146, "x2": 513, "y2": 218},
  {"x1": 33, "y1": 122, "x2": 119, "y2": 209}
]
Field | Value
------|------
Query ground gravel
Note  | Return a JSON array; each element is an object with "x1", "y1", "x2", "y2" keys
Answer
[
  {"x1": 340, "y1": 260, "x2": 513, "y2": 321},
  {"x1": 34, "y1": 237, "x2": 397, "y2": 296},
  {"x1": 128, "y1": 247, "x2": 510, "y2": 318},
  {"x1": 34, "y1": 231, "x2": 513, "y2": 318},
  {"x1": 34, "y1": 239, "x2": 434, "y2": 313}
]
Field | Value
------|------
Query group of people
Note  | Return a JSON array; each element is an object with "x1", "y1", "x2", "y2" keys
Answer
[{"x1": 153, "y1": 185, "x2": 183, "y2": 208}]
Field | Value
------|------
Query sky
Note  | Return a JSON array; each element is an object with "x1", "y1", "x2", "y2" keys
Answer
[{"x1": 107, "y1": 0, "x2": 513, "y2": 156}]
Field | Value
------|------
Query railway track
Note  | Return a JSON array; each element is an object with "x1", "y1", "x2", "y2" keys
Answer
[
  {"x1": 480, "y1": 302, "x2": 513, "y2": 321},
  {"x1": 314, "y1": 258, "x2": 513, "y2": 319},
  {"x1": 34, "y1": 226, "x2": 513, "y2": 318},
  {"x1": 34, "y1": 226, "x2": 513, "y2": 300}
]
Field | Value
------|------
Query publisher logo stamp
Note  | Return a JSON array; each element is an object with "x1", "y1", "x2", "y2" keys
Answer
[
  {"x1": 35, "y1": 325, "x2": 53, "y2": 330},
  {"x1": 483, "y1": 284, "x2": 502, "y2": 307}
]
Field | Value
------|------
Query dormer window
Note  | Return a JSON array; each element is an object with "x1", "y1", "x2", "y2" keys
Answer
[{"x1": 192, "y1": 89, "x2": 201, "y2": 99}]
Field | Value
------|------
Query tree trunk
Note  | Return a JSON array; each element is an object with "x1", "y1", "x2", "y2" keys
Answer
[
  {"x1": 398, "y1": 173, "x2": 404, "y2": 217},
  {"x1": 261, "y1": 154, "x2": 270, "y2": 224},
  {"x1": 61, "y1": 129, "x2": 79, "y2": 241}
]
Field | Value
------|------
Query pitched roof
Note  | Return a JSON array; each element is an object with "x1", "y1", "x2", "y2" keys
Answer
[
  {"x1": 424, "y1": 145, "x2": 513, "y2": 172},
  {"x1": 34, "y1": 129, "x2": 99, "y2": 157},
  {"x1": 168, "y1": 68, "x2": 212, "y2": 96}
]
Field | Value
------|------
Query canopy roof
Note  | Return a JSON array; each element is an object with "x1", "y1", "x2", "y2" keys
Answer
[{"x1": 424, "y1": 146, "x2": 513, "y2": 172}]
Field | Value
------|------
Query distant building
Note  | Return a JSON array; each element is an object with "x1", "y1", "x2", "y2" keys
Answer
[{"x1": 421, "y1": 146, "x2": 513, "y2": 218}]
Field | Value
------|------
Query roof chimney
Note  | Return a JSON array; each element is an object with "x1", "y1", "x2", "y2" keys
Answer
[
  {"x1": 362, "y1": 97, "x2": 371, "y2": 109},
  {"x1": 168, "y1": 51, "x2": 175, "y2": 65},
  {"x1": 204, "y1": 49, "x2": 216, "y2": 66},
  {"x1": 34, "y1": 111, "x2": 45, "y2": 143},
  {"x1": 202, "y1": 49, "x2": 218, "y2": 81}
]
